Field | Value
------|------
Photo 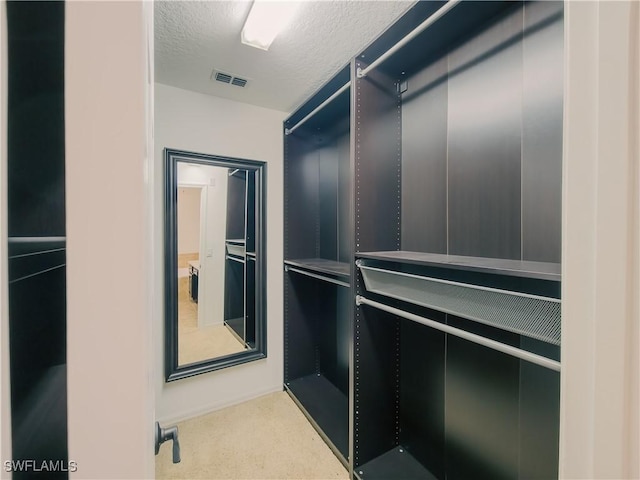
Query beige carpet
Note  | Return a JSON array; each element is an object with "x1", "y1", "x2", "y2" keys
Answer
[
  {"x1": 155, "y1": 391, "x2": 349, "y2": 480},
  {"x1": 178, "y1": 276, "x2": 245, "y2": 365}
]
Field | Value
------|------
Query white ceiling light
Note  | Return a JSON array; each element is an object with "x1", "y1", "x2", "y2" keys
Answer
[{"x1": 241, "y1": 0, "x2": 301, "y2": 51}]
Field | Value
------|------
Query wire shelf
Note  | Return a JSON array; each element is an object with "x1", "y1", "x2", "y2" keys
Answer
[{"x1": 358, "y1": 263, "x2": 561, "y2": 345}]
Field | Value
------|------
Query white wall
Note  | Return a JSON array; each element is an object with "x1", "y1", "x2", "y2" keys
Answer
[
  {"x1": 155, "y1": 83, "x2": 286, "y2": 422},
  {"x1": 176, "y1": 163, "x2": 229, "y2": 327},
  {"x1": 199, "y1": 168, "x2": 229, "y2": 327},
  {"x1": 177, "y1": 187, "x2": 201, "y2": 255},
  {"x1": 0, "y1": 0, "x2": 11, "y2": 472},
  {"x1": 560, "y1": 1, "x2": 640, "y2": 478},
  {"x1": 65, "y1": 2, "x2": 154, "y2": 478}
]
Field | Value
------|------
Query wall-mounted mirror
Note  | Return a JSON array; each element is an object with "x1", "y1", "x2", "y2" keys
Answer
[{"x1": 164, "y1": 148, "x2": 266, "y2": 381}]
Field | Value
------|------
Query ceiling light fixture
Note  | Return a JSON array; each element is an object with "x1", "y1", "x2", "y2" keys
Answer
[{"x1": 241, "y1": 0, "x2": 301, "y2": 51}]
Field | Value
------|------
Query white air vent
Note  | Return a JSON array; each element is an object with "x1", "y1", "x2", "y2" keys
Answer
[{"x1": 212, "y1": 69, "x2": 249, "y2": 88}]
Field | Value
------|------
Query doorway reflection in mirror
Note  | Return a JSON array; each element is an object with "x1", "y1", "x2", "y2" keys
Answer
[{"x1": 176, "y1": 163, "x2": 246, "y2": 366}]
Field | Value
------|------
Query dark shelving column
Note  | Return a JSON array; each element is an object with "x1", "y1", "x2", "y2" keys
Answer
[
  {"x1": 7, "y1": 1, "x2": 68, "y2": 477},
  {"x1": 224, "y1": 170, "x2": 248, "y2": 345},
  {"x1": 351, "y1": 2, "x2": 564, "y2": 479},
  {"x1": 283, "y1": 65, "x2": 352, "y2": 466}
]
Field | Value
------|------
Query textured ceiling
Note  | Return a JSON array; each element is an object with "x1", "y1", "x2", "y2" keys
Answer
[{"x1": 155, "y1": 1, "x2": 415, "y2": 113}]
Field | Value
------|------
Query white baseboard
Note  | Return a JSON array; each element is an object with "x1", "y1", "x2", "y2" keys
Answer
[{"x1": 157, "y1": 383, "x2": 283, "y2": 425}]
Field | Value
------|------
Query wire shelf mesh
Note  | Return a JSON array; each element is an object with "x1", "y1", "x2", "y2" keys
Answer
[{"x1": 359, "y1": 264, "x2": 560, "y2": 345}]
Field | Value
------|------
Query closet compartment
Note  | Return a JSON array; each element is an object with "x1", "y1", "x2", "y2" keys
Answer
[
  {"x1": 354, "y1": 0, "x2": 564, "y2": 263},
  {"x1": 224, "y1": 241, "x2": 246, "y2": 342},
  {"x1": 223, "y1": 165, "x2": 256, "y2": 345},
  {"x1": 284, "y1": 65, "x2": 352, "y2": 465},
  {"x1": 284, "y1": 64, "x2": 351, "y2": 275},
  {"x1": 352, "y1": 1, "x2": 563, "y2": 478},
  {"x1": 284, "y1": 272, "x2": 350, "y2": 460},
  {"x1": 353, "y1": 257, "x2": 561, "y2": 479}
]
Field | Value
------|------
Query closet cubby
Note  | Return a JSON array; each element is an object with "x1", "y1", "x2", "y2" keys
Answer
[
  {"x1": 284, "y1": 65, "x2": 352, "y2": 464},
  {"x1": 351, "y1": 1, "x2": 563, "y2": 479},
  {"x1": 224, "y1": 169, "x2": 248, "y2": 343},
  {"x1": 7, "y1": 1, "x2": 68, "y2": 475}
]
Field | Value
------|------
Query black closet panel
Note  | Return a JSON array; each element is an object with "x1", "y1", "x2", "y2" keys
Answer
[
  {"x1": 226, "y1": 172, "x2": 247, "y2": 240},
  {"x1": 8, "y1": 247, "x2": 66, "y2": 411},
  {"x1": 246, "y1": 171, "x2": 256, "y2": 253},
  {"x1": 285, "y1": 135, "x2": 319, "y2": 259},
  {"x1": 447, "y1": 8, "x2": 523, "y2": 260},
  {"x1": 445, "y1": 333, "x2": 520, "y2": 480},
  {"x1": 316, "y1": 283, "x2": 349, "y2": 395},
  {"x1": 401, "y1": 58, "x2": 448, "y2": 254},
  {"x1": 7, "y1": 1, "x2": 65, "y2": 238},
  {"x1": 518, "y1": 338, "x2": 560, "y2": 479},
  {"x1": 318, "y1": 142, "x2": 339, "y2": 260},
  {"x1": 9, "y1": 246, "x2": 67, "y2": 478},
  {"x1": 354, "y1": 66, "x2": 400, "y2": 253},
  {"x1": 400, "y1": 318, "x2": 445, "y2": 479},
  {"x1": 284, "y1": 276, "x2": 319, "y2": 382},
  {"x1": 522, "y1": 1, "x2": 564, "y2": 263},
  {"x1": 334, "y1": 286, "x2": 350, "y2": 395},
  {"x1": 224, "y1": 260, "x2": 244, "y2": 334},
  {"x1": 245, "y1": 258, "x2": 256, "y2": 347},
  {"x1": 354, "y1": 307, "x2": 398, "y2": 467},
  {"x1": 337, "y1": 132, "x2": 351, "y2": 263}
]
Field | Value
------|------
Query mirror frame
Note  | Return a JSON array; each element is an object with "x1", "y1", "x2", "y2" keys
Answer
[{"x1": 164, "y1": 148, "x2": 267, "y2": 382}]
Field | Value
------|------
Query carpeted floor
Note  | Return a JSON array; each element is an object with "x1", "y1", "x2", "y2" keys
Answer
[
  {"x1": 155, "y1": 391, "x2": 349, "y2": 480},
  {"x1": 178, "y1": 276, "x2": 245, "y2": 365}
]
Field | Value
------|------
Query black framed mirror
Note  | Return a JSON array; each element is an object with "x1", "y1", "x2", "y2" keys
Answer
[{"x1": 164, "y1": 148, "x2": 266, "y2": 381}]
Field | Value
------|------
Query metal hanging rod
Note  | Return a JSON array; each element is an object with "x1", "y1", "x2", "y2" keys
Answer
[
  {"x1": 285, "y1": 81, "x2": 351, "y2": 136},
  {"x1": 10, "y1": 263, "x2": 66, "y2": 285},
  {"x1": 226, "y1": 255, "x2": 245, "y2": 264},
  {"x1": 9, "y1": 247, "x2": 66, "y2": 260},
  {"x1": 357, "y1": 0, "x2": 462, "y2": 79},
  {"x1": 285, "y1": 265, "x2": 350, "y2": 288},
  {"x1": 8, "y1": 236, "x2": 66, "y2": 243},
  {"x1": 355, "y1": 295, "x2": 561, "y2": 372}
]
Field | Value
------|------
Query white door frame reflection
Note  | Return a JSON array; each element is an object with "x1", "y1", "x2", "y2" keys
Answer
[{"x1": 165, "y1": 148, "x2": 266, "y2": 381}]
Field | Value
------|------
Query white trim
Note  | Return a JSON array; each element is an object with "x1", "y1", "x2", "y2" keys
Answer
[
  {"x1": 0, "y1": 0, "x2": 12, "y2": 470},
  {"x1": 560, "y1": 1, "x2": 640, "y2": 477},
  {"x1": 156, "y1": 384, "x2": 282, "y2": 425}
]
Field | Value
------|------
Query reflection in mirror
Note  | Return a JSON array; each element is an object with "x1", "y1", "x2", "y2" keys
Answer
[{"x1": 165, "y1": 149, "x2": 266, "y2": 381}]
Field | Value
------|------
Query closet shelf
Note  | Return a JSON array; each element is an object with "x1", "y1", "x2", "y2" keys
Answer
[
  {"x1": 357, "y1": 251, "x2": 560, "y2": 282},
  {"x1": 357, "y1": 261, "x2": 561, "y2": 345},
  {"x1": 356, "y1": 447, "x2": 438, "y2": 480},
  {"x1": 226, "y1": 242, "x2": 246, "y2": 258},
  {"x1": 284, "y1": 259, "x2": 350, "y2": 279},
  {"x1": 285, "y1": 374, "x2": 349, "y2": 462}
]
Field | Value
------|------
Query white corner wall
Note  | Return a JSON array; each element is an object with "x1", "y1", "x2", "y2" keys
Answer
[
  {"x1": 177, "y1": 187, "x2": 201, "y2": 255},
  {"x1": 155, "y1": 83, "x2": 286, "y2": 422},
  {"x1": 561, "y1": 1, "x2": 640, "y2": 478},
  {"x1": 0, "y1": 0, "x2": 11, "y2": 472},
  {"x1": 65, "y1": 2, "x2": 154, "y2": 478}
]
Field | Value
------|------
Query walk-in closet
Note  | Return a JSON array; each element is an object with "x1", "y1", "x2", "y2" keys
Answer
[{"x1": 284, "y1": 1, "x2": 564, "y2": 478}]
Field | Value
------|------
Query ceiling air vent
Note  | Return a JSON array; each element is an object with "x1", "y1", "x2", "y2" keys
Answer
[
  {"x1": 212, "y1": 69, "x2": 249, "y2": 88},
  {"x1": 214, "y1": 71, "x2": 232, "y2": 84}
]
